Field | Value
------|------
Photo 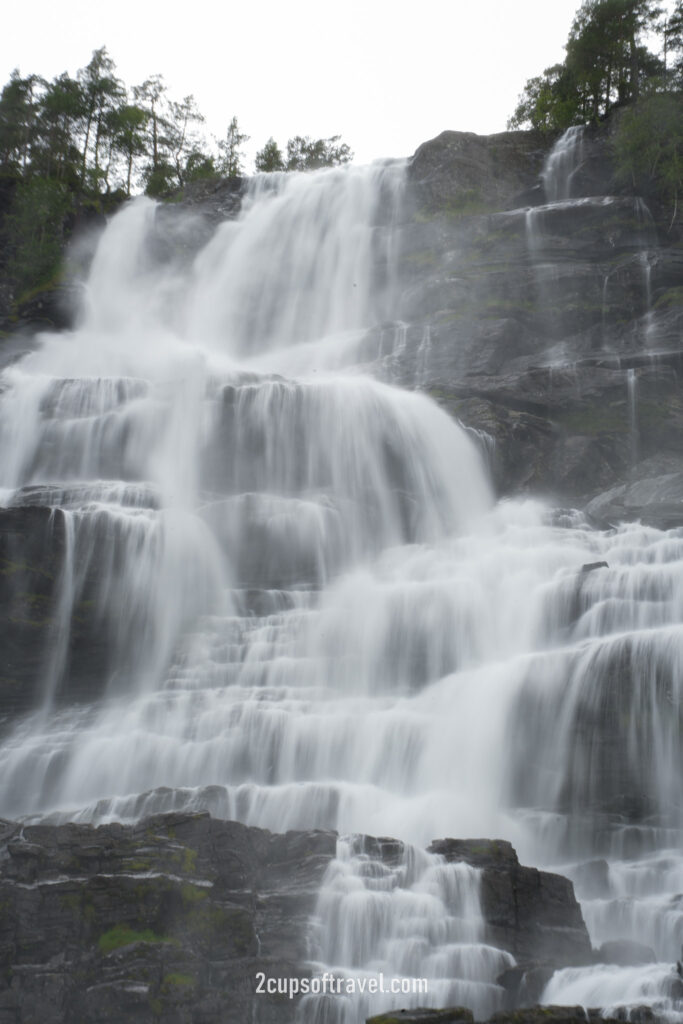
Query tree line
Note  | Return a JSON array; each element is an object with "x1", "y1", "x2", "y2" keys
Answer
[
  {"x1": 508, "y1": 0, "x2": 682, "y2": 223},
  {"x1": 0, "y1": 47, "x2": 353, "y2": 298},
  {"x1": 0, "y1": 47, "x2": 353, "y2": 194}
]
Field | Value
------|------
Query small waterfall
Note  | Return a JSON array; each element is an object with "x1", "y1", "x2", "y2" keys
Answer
[
  {"x1": 298, "y1": 837, "x2": 511, "y2": 1023},
  {"x1": 542, "y1": 125, "x2": 584, "y2": 202},
  {"x1": 416, "y1": 324, "x2": 432, "y2": 383},
  {"x1": 640, "y1": 250, "x2": 658, "y2": 347},
  {"x1": 627, "y1": 367, "x2": 639, "y2": 469}
]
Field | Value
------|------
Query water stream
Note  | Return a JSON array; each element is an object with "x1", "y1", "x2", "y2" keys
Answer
[{"x1": 0, "y1": 150, "x2": 682, "y2": 1020}]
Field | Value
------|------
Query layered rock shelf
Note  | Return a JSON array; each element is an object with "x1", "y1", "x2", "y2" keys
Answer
[{"x1": 0, "y1": 813, "x2": 596, "y2": 1023}]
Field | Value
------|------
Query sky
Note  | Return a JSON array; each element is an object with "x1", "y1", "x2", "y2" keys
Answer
[{"x1": 0, "y1": 0, "x2": 620, "y2": 169}]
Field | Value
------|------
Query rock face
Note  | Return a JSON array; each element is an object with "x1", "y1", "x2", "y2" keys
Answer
[
  {"x1": 366, "y1": 1009, "x2": 627, "y2": 1024},
  {"x1": 428, "y1": 839, "x2": 591, "y2": 968},
  {"x1": 0, "y1": 811, "x2": 335, "y2": 1024},
  {"x1": 0, "y1": 506, "x2": 110, "y2": 716},
  {"x1": 378, "y1": 124, "x2": 683, "y2": 519},
  {"x1": 0, "y1": 814, "x2": 592, "y2": 1024}
]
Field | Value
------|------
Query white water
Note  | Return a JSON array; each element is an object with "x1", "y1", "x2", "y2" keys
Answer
[
  {"x1": 542, "y1": 124, "x2": 584, "y2": 202},
  {"x1": 0, "y1": 157, "x2": 682, "y2": 1020}
]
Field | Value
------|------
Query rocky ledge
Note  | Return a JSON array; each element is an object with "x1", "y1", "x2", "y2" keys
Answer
[
  {"x1": 0, "y1": 812, "x2": 594, "y2": 1023},
  {"x1": 366, "y1": 1008, "x2": 643, "y2": 1024}
]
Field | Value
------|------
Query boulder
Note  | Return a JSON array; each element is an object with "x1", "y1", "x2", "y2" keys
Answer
[{"x1": 428, "y1": 839, "x2": 592, "y2": 967}]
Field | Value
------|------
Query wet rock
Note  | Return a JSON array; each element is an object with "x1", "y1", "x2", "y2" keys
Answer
[
  {"x1": 366, "y1": 1008, "x2": 624, "y2": 1024},
  {"x1": 428, "y1": 839, "x2": 592, "y2": 967},
  {"x1": 488, "y1": 1009, "x2": 622, "y2": 1024},
  {"x1": 0, "y1": 812, "x2": 335, "y2": 1024},
  {"x1": 367, "y1": 1010, "x2": 474, "y2": 1024},
  {"x1": 0, "y1": 506, "x2": 110, "y2": 717},
  {"x1": 596, "y1": 940, "x2": 656, "y2": 966},
  {"x1": 0, "y1": 816, "x2": 600, "y2": 1024},
  {"x1": 408, "y1": 130, "x2": 546, "y2": 214},
  {"x1": 585, "y1": 470, "x2": 683, "y2": 529},
  {"x1": 569, "y1": 858, "x2": 610, "y2": 899},
  {"x1": 496, "y1": 963, "x2": 556, "y2": 1007}
]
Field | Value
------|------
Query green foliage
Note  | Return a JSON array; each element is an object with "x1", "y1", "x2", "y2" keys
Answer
[
  {"x1": 285, "y1": 134, "x2": 353, "y2": 171},
  {"x1": 97, "y1": 924, "x2": 174, "y2": 954},
  {"x1": 509, "y1": 0, "x2": 665, "y2": 131},
  {"x1": 216, "y1": 115, "x2": 249, "y2": 178},
  {"x1": 665, "y1": 0, "x2": 683, "y2": 85},
  {"x1": 255, "y1": 136, "x2": 285, "y2": 172},
  {"x1": 0, "y1": 46, "x2": 355, "y2": 308},
  {"x1": 162, "y1": 972, "x2": 196, "y2": 989},
  {"x1": 255, "y1": 133, "x2": 353, "y2": 173},
  {"x1": 508, "y1": 64, "x2": 581, "y2": 133},
  {"x1": 142, "y1": 161, "x2": 176, "y2": 197},
  {"x1": 4, "y1": 177, "x2": 72, "y2": 291},
  {"x1": 613, "y1": 90, "x2": 683, "y2": 220}
]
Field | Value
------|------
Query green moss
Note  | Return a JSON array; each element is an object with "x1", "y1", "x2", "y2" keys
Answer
[
  {"x1": 416, "y1": 188, "x2": 493, "y2": 222},
  {"x1": 19, "y1": 592, "x2": 51, "y2": 606},
  {"x1": 9, "y1": 615, "x2": 52, "y2": 628},
  {"x1": 123, "y1": 858, "x2": 153, "y2": 872},
  {"x1": 97, "y1": 924, "x2": 174, "y2": 954},
  {"x1": 0, "y1": 557, "x2": 55, "y2": 581},
  {"x1": 170, "y1": 845, "x2": 198, "y2": 875},
  {"x1": 180, "y1": 881, "x2": 208, "y2": 904},
  {"x1": 654, "y1": 286, "x2": 683, "y2": 310},
  {"x1": 161, "y1": 972, "x2": 196, "y2": 989},
  {"x1": 556, "y1": 403, "x2": 627, "y2": 435}
]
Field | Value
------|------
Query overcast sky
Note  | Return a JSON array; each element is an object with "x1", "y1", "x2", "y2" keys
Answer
[{"x1": 0, "y1": 0, "x2": 627, "y2": 168}]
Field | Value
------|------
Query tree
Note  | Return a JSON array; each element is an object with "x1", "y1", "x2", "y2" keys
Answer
[
  {"x1": 285, "y1": 134, "x2": 352, "y2": 171},
  {"x1": 509, "y1": 0, "x2": 665, "y2": 130},
  {"x1": 217, "y1": 116, "x2": 249, "y2": 178},
  {"x1": 34, "y1": 74, "x2": 84, "y2": 185},
  {"x1": 508, "y1": 64, "x2": 582, "y2": 133},
  {"x1": 164, "y1": 94, "x2": 205, "y2": 188},
  {"x1": 255, "y1": 137, "x2": 285, "y2": 172},
  {"x1": 665, "y1": 0, "x2": 683, "y2": 85},
  {"x1": 184, "y1": 149, "x2": 216, "y2": 182},
  {"x1": 134, "y1": 74, "x2": 167, "y2": 180},
  {"x1": 4, "y1": 177, "x2": 72, "y2": 291},
  {"x1": 77, "y1": 47, "x2": 125, "y2": 190},
  {"x1": 110, "y1": 102, "x2": 148, "y2": 195},
  {"x1": 0, "y1": 71, "x2": 43, "y2": 175},
  {"x1": 613, "y1": 90, "x2": 682, "y2": 225}
]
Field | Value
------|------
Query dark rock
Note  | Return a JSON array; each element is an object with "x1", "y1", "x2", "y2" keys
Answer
[
  {"x1": 0, "y1": 815, "x2": 600, "y2": 1024},
  {"x1": 580, "y1": 561, "x2": 609, "y2": 573},
  {"x1": 428, "y1": 838, "x2": 592, "y2": 967},
  {"x1": 0, "y1": 812, "x2": 335, "y2": 1024},
  {"x1": 367, "y1": 1010, "x2": 474, "y2": 1024},
  {"x1": 366, "y1": 1008, "x2": 625, "y2": 1024},
  {"x1": 488, "y1": 1009, "x2": 622, "y2": 1024},
  {"x1": 585, "y1": 470, "x2": 683, "y2": 528},
  {"x1": 0, "y1": 506, "x2": 110, "y2": 718},
  {"x1": 496, "y1": 963, "x2": 556, "y2": 1007},
  {"x1": 408, "y1": 130, "x2": 546, "y2": 214}
]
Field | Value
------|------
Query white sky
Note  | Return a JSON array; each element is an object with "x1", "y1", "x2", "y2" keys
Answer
[{"x1": 0, "y1": 0, "x2": 625, "y2": 168}]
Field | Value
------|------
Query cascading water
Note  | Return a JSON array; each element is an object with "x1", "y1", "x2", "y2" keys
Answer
[
  {"x1": 542, "y1": 124, "x2": 584, "y2": 202},
  {"x1": 0, "y1": 154, "x2": 682, "y2": 1020}
]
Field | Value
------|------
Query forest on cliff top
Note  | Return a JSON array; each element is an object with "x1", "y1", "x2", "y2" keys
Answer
[{"x1": 0, "y1": 0, "x2": 681, "y2": 319}]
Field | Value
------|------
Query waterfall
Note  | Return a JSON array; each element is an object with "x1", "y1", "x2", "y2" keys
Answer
[
  {"x1": 542, "y1": 125, "x2": 584, "y2": 202},
  {"x1": 0, "y1": 154, "x2": 682, "y2": 1019},
  {"x1": 298, "y1": 837, "x2": 512, "y2": 1022}
]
